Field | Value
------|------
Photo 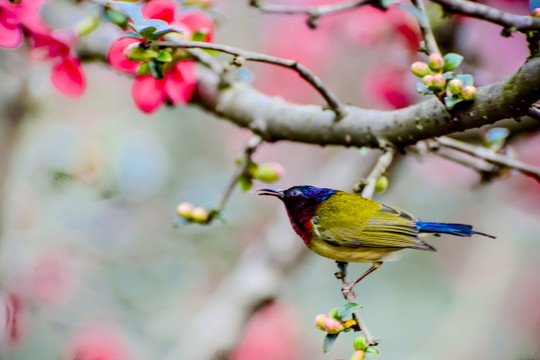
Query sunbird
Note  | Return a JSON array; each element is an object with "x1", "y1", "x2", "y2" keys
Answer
[{"x1": 257, "y1": 185, "x2": 495, "y2": 293}]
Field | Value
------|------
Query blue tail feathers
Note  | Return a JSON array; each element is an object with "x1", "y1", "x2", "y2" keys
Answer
[{"x1": 416, "y1": 222, "x2": 495, "y2": 239}]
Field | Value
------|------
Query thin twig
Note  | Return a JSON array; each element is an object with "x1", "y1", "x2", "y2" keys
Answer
[
  {"x1": 423, "y1": 141, "x2": 499, "y2": 174},
  {"x1": 334, "y1": 261, "x2": 378, "y2": 346},
  {"x1": 217, "y1": 135, "x2": 263, "y2": 214},
  {"x1": 411, "y1": 0, "x2": 441, "y2": 55},
  {"x1": 355, "y1": 146, "x2": 397, "y2": 198},
  {"x1": 436, "y1": 136, "x2": 540, "y2": 180},
  {"x1": 250, "y1": 0, "x2": 377, "y2": 28},
  {"x1": 430, "y1": 0, "x2": 540, "y2": 34},
  {"x1": 157, "y1": 40, "x2": 347, "y2": 120}
]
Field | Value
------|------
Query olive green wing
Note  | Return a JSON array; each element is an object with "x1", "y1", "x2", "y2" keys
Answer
[{"x1": 314, "y1": 197, "x2": 433, "y2": 251}]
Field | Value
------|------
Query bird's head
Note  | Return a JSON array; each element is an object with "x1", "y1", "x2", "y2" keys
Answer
[{"x1": 256, "y1": 185, "x2": 335, "y2": 211}]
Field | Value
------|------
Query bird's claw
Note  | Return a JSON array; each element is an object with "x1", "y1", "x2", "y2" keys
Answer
[{"x1": 341, "y1": 283, "x2": 356, "y2": 299}]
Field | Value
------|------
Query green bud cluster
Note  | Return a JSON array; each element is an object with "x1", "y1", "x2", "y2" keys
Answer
[
  {"x1": 122, "y1": 44, "x2": 177, "y2": 79},
  {"x1": 411, "y1": 52, "x2": 477, "y2": 110},
  {"x1": 237, "y1": 159, "x2": 285, "y2": 191},
  {"x1": 176, "y1": 202, "x2": 212, "y2": 224}
]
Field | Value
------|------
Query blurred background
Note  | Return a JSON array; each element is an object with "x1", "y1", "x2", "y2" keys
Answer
[{"x1": 0, "y1": 0, "x2": 539, "y2": 359}]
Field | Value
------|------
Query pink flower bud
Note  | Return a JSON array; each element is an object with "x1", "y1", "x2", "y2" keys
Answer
[
  {"x1": 432, "y1": 73, "x2": 446, "y2": 88},
  {"x1": 191, "y1": 207, "x2": 210, "y2": 222},
  {"x1": 314, "y1": 314, "x2": 328, "y2": 331},
  {"x1": 422, "y1": 74, "x2": 434, "y2": 86},
  {"x1": 462, "y1": 85, "x2": 476, "y2": 100},
  {"x1": 448, "y1": 79, "x2": 463, "y2": 95},
  {"x1": 253, "y1": 162, "x2": 285, "y2": 183},
  {"x1": 350, "y1": 350, "x2": 366, "y2": 360},
  {"x1": 532, "y1": 8, "x2": 540, "y2": 17},
  {"x1": 428, "y1": 53, "x2": 445, "y2": 71},
  {"x1": 322, "y1": 317, "x2": 344, "y2": 334},
  {"x1": 410, "y1": 61, "x2": 430, "y2": 77},
  {"x1": 177, "y1": 202, "x2": 194, "y2": 217}
]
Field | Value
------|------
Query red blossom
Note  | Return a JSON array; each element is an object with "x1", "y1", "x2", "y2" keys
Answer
[
  {"x1": 0, "y1": 0, "x2": 86, "y2": 97},
  {"x1": 108, "y1": 1, "x2": 214, "y2": 113}
]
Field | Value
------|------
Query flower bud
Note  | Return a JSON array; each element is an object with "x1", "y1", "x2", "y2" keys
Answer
[
  {"x1": 77, "y1": 15, "x2": 100, "y2": 36},
  {"x1": 432, "y1": 73, "x2": 446, "y2": 88},
  {"x1": 410, "y1": 61, "x2": 430, "y2": 77},
  {"x1": 353, "y1": 336, "x2": 368, "y2": 351},
  {"x1": 322, "y1": 317, "x2": 344, "y2": 334},
  {"x1": 124, "y1": 43, "x2": 157, "y2": 62},
  {"x1": 164, "y1": 31, "x2": 190, "y2": 42},
  {"x1": 532, "y1": 8, "x2": 540, "y2": 17},
  {"x1": 191, "y1": 207, "x2": 210, "y2": 223},
  {"x1": 374, "y1": 175, "x2": 388, "y2": 193},
  {"x1": 350, "y1": 350, "x2": 365, "y2": 360},
  {"x1": 462, "y1": 85, "x2": 476, "y2": 100},
  {"x1": 177, "y1": 202, "x2": 194, "y2": 217},
  {"x1": 428, "y1": 53, "x2": 445, "y2": 71},
  {"x1": 422, "y1": 74, "x2": 434, "y2": 86},
  {"x1": 253, "y1": 162, "x2": 285, "y2": 183},
  {"x1": 448, "y1": 79, "x2": 463, "y2": 95},
  {"x1": 314, "y1": 314, "x2": 328, "y2": 331}
]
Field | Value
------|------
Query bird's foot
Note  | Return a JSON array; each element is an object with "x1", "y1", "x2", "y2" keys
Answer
[
  {"x1": 341, "y1": 282, "x2": 356, "y2": 299},
  {"x1": 367, "y1": 337, "x2": 380, "y2": 347},
  {"x1": 334, "y1": 261, "x2": 348, "y2": 281}
]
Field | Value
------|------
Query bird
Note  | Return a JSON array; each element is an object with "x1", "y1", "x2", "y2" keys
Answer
[{"x1": 256, "y1": 185, "x2": 495, "y2": 294}]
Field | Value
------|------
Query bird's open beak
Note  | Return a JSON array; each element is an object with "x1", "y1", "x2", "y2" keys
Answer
[{"x1": 255, "y1": 187, "x2": 284, "y2": 198}]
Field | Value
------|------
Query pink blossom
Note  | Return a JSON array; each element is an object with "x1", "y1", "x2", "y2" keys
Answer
[
  {"x1": 65, "y1": 323, "x2": 130, "y2": 360},
  {"x1": 108, "y1": 0, "x2": 214, "y2": 113},
  {"x1": 1, "y1": 292, "x2": 27, "y2": 350},
  {"x1": 0, "y1": 0, "x2": 86, "y2": 97},
  {"x1": 230, "y1": 303, "x2": 299, "y2": 360}
]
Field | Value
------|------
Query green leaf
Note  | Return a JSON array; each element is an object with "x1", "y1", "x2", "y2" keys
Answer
[
  {"x1": 105, "y1": 8, "x2": 129, "y2": 27},
  {"x1": 148, "y1": 59, "x2": 165, "y2": 79},
  {"x1": 337, "y1": 302, "x2": 360, "y2": 319},
  {"x1": 442, "y1": 71, "x2": 455, "y2": 80},
  {"x1": 416, "y1": 82, "x2": 429, "y2": 94},
  {"x1": 323, "y1": 333, "x2": 339, "y2": 354},
  {"x1": 365, "y1": 347, "x2": 380, "y2": 357},
  {"x1": 443, "y1": 53, "x2": 463, "y2": 72},
  {"x1": 128, "y1": 47, "x2": 157, "y2": 61},
  {"x1": 137, "y1": 25, "x2": 158, "y2": 38},
  {"x1": 155, "y1": 50, "x2": 173, "y2": 62},
  {"x1": 444, "y1": 96, "x2": 464, "y2": 110},
  {"x1": 120, "y1": 32, "x2": 143, "y2": 40},
  {"x1": 380, "y1": 0, "x2": 396, "y2": 8},
  {"x1": 456, "y1": 74, "x2": 474, "y2": 87},
  {"x1": 112, "y1": 2, "x2": 145, "y2": 24},
  {"x1": 485, "y1": 127, "x2": 509, "y2": 150},
  {"x1": 192, "y1": 30, "x2": 208, "y2": 42},
  {"x1": 329, "y1": 308, "x2": 340, "y2": 320},
  {"x1": 238, "y1": 176, "x2": 253, "y2": 191},
  {"x1": 153, "y1": 28, "x2": 183, "y2": 39},
  {"x1": 353, "y1": 336, "x2": 368, "y2": 351},
  {"x1": 137, "y1": 62, "x2": 151, "y2": 76}
]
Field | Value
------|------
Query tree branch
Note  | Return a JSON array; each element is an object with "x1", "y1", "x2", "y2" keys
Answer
[
  {"x1": 430, "y1": 0, "x2": 540, "y2": 33},
  {"x1": 434, "y1": 136, "x2": 540, "y2": 180},
  {"x1": 157, "y1": 40, "x2": 347, "y2": 120},
  {"x1": 411, "y1": 0, "x2": 441, "y2": 55},
  {"x1": 194, "y1": 55, "x2": 540, "y2": 149},
  {"x1": 249, "y1": 0, "x2": 377, "y2": 28}
]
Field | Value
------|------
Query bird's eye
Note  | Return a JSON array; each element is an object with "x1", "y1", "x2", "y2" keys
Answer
[{"x1": 290, "y1": 189, "x2": 303, "y2": 197}]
